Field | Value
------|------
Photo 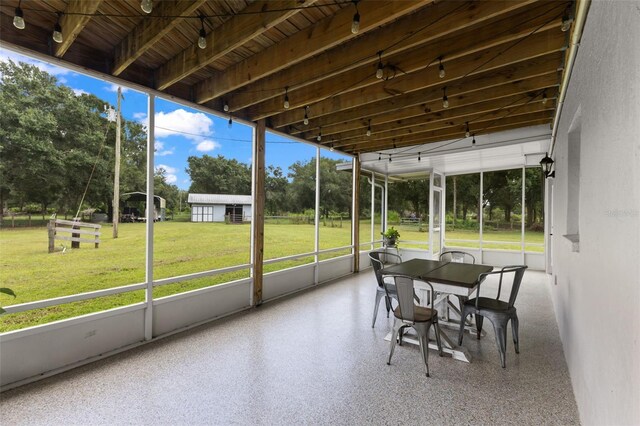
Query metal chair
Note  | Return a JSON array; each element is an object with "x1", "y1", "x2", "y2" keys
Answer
[
  {"x1": 385, "y1": 275, "x2": 443, "y2": 377},
  {"x1": 439, "y1": 250, "x2": 476, "y2": 264},
  {"x1": 368, "y1": 251, "x2": 402, "y2": 328},
  {"x1": 457, "y1": 265, "x2": 528, "y2": 368}
]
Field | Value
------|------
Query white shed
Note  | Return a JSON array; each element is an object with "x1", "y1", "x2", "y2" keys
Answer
[{"x1": 188, "y1": 194, "x2": 252, "y2": 223}]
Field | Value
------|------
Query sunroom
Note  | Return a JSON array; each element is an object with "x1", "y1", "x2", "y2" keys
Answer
[{"x1": 0, "y1": 0, "x2": 638, "y2": 424}]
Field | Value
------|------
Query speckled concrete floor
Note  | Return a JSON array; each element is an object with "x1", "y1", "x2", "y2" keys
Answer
[{"x1": 0, "y1": 270, "x2": 579, "y2": 425}]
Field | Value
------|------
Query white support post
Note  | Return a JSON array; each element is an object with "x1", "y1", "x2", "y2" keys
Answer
[
  {"x1": 370, "y1": 171, "x2": 375, "y2": 250},
  {"x1": 384, "y1": 174, "x2": 389, "y2": 233},
  {"x1": 144, "y1": 95, "x2": 155, "y2": 341},
  {"x1": 479, "y1": 171, "x2": 484, "y2": 264},
  {"x1": 442, "y1": 175, "x2": 447, "y2": 251},
  {"x1": 521, "y1": 166, "x2": 526, "y2": 264},
  {"x1": 314, "y1": 147, "x2": 320, "y2": 285}
]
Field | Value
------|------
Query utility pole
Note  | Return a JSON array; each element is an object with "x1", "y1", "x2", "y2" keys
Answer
[{"x1": 112, "y1": 87, "x2": 122, "y2": 238}]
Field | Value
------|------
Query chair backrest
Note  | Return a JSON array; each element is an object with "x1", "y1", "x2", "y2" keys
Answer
[
  {"x1": 368, "y1": 251, "x2": 385, "y2": 288},
  {"x1": 477, "y1": 265, "x2": 528, "y2": 308},
  {"x1": 389, "y1": 275, "x2": 435, "y2": 324},
  {"x1": 440, "y1": 250, "x2": 475, "y2": 264}
]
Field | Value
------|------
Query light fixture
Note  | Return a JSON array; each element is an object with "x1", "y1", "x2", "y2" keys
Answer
[
  {"x1": 561, "y1": 14, "x2": 573, "y2": 32},
  {"x1": 389, "y1": 154, "x2": 392, "y2": 163},
  {"x1": 330, "y1": 143, "x2": 335, "y2": 152},
  {"x1": 228, "y1": 116, "x2": 233, "y2": 128},
  {"x1": 303, "y1": 106, "x2": 309, "y2": 125},
  {"x1": 283, "y1": 86, "x2": 290, "y2": 109},
  {"x1": 13, "y1": 1, "x2": 25, "y2": 30},
  {"x1": 378, "y1": 153, "x2": 381, "y2": 161},
  {"x1": 52, "y1": 13, "x2": 63, "y2": 44},
  {"x1": 198, "y1": 16, "x2": 207, "y2": 49},
  {"x1": 472, "y1": 134, "x2": 476, "y2": 146},
  {"x1": 376, "y1": 52, "x2": 384, "y2": 79},
  {"x1": 351, "y1": 1, "x2": 360, "y2": 34},
  {"x1": 542, "y1": 91, "x2": 548, "y2": 105},
  {"x1": 438, "y1": 57, "x2": 445, "y2": 79},
  {"x1": 366, "y1": 119, "x2": 371, "y2": 137},
  {"x1": 465, "y1": 122, "x2": 470, "y2": 138},
  {"x1": 540, "y1": 152, "x2": 554, "y2": 177},
  {"x1": 140, "y1": 0, "x2": 153, "y2": 14},
  {"x1": 317, "y1": 127, "x2": 322, "y2": 142},
  {"x1": 418, "y1": 152, "x2": 421, "y2": 162},
  {"x1": 442, "y1": 87, "x2": 449, "y2": 108},
  {"x1": 223, "y1": 101, "x2": 229, "y2": 112}
]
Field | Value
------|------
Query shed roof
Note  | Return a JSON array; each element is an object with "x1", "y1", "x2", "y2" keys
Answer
[{"x1": 188, "y1": 194, "x2": 252, "y2": 205}]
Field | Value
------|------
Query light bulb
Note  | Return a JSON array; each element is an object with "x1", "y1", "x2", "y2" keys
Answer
[
  {"x1": 443, "y1": 96, "x2": 449, "y2": 108},
  {"x1": 13, "y1": 7, "x2": 25, "y2": 30},
  {"x1": 140, "y1": 0, "x2": 153, "y2": 14},
  {"x1": 542, "y1": 94, "x2": 548, "y2": 105},
  {"x1": 561, "y1": 16, "x2": 573, "y2": 32},
  {"x1": 465, "y1": 131, "x2": 470, "y2": 138},
  {"x1": 198, "y1": 29, "x2": 207, "y2": 49},
  {"x1": 378, "y1": 153, "x2": 381, "y2": 161},
  {"x1": 330, "y1": 144, "x2": 335, "y2": 152},
  {"x1": 389, "y1": 155, "x2": 392, "y2": 163},
  {"x1": 418, "y1": 153, "x2": 421, "y2": 162},
  {"x1": 223, "y1": 102, "x2": 229, "y2": 112},
  {"x1": 303, "y1": 116, "x2": 309, "y2": 125},
  {"x1": 351, "y1": 12, "x2": 360, "y2": 34},
  {"x1": 376, "y1": 62, "x2": 383, "y2": 79},
  {"x1": 465, "y1": 122, "x2": 470, "y2": 138},
  {"x1": 472, "y1": 135, "x2": 476, "y2": 146},
  {"x1": 228, "y1": 117, "x2": 232, "y2": 128},
  {"x1": 366, "y1": 129, "x2": 371, "y2": 137},
  {"x1": 53, "y1": 23, "x2": 63, "y2": 44},
  {"x1": 317, "y1": 134, "x2": 322, "y2": 142},
  {"x1": 284, "y1": 96, "x2": 290, "y2": 109},
  {"x1": 438, "y1": 64, "x2": 445, "y2": 79}
]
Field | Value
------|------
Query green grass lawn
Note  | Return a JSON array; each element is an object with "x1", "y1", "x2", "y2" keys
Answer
[{"x1": 0, "y1": 220, "x2": 541, "y2": 331}]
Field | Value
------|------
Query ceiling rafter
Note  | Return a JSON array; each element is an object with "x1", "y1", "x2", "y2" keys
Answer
[
  {"x1": 112, "y1": 0, "x2": 208, "y2": 76},
  {"x1": 55, "y1": 0, "x2": 103, "y2": 58},
  {"x1": 194, "y1": 0, "x2": 429, "y2": 104},
  {"x1": 155, "y1": 0, "x2": 319, "y2": 90}
]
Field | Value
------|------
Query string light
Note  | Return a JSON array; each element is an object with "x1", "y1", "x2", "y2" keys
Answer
[
  {"x1": 13, "y1": 1, "x2": 25, "y2": 30},
  {"x1": 351, "y1": 0, "x2": 360, "y2": 34},
  {"x1": 228, "y1": 116, "x2": 233, "y2": 128},
  {"x1": 198, "y1": 16, "x2": 207, "y2": 49},
  {"x1": 378, "y1": 153, "x2": 381, "y2": 161},
  {"x1": 389, "y1": 154, "x2": 392, "y2": 163},
  {"x1": 418, "y1": 152, "x2": 421, "y2": 161},
  {"x1": 465, "y1": 122, "x2": 470, "y2": 138},
  {"x1": 542, "y1": 91, "x2": 548, "y2": 105},
  {"x1": 472, "y1": 134, "x2": 476, "y2": 146},
  {"x1": 52, "y1": 13, "x2": 63, "y2": 44},
  {"x1": 561, "y1": 14, "x2": 573, "y2": 32},
  {"x1": 376, "y1": 52, "x2": 384, "y2": 79},
  {"x1": 438, "y1": 57, "x2": 445, "y2": 78},
  {"x1": 317, "y1": 127, "x2": 322, "y2": 142},
  {"x1": 140, "y1": 0, "x2": 153, "y2": 14},
  {"x1": 366, "y1": 119, "x2": 371, "y2": 137},
  {"x1": 442, "y1": 86, "x2": 449, "y2": 108},
  {"x1": 283, "y1": 86, "x2": 290, "y2": 109},
  {"x1": 223, "y1": 101, "x2": 229, "y2": 112},
  {"x1": 303, "y1": 105, "x2": 309, "y2": 125},
  {"x1": 330, "y1": 143, "x2": 335, "y2": 152}
]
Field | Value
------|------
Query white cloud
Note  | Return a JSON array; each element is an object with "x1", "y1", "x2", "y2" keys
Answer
[
  {"x1": 154, "y1": 141, "x2": 174, "y2": 157},
  {"x1": 196, "y1": 140, "x2": 221, "y2": 152},
  {"x1": 156, "y1": 164, "x2": 177, "y2": 184},
  {"x1": 72, "y1": 88, "x2": 89, "y2": 96},
  {"x1": 106, "y1": 83, "x2": 129, "y2": 93},
  {"x1": 0, "y1": 48, "x2": 73, "y2": 77},
  {"x1": 133, "y1": 112, "x2": 147, "y2": 121},
  {"x1": 154, "y1": 109, "x2": 213, "y2": 140}
]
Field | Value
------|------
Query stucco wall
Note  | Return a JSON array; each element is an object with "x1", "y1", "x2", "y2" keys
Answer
[{"x1": 549, "y1": 2, "x2": 640, "y2": 424}]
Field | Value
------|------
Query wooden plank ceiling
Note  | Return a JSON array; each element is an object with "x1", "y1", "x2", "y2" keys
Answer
[{"x1": 0, "y1": 0, "x2": 574, "y2": 155}]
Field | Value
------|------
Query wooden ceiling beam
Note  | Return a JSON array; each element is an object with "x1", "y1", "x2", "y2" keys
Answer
[
  {"x1": 244, "y1": 6, "x2": 564, "y2": 122},
  {"x1": 268, "y1": 27, "x2": 565, "y2": 128},
  {"x1": 227, "y1": 0, "x2": 546, "y2": 112},
  {"x1": 299, "y1": 75, "x2": 559, "y2": 141},
  {"x1": 112, "y1": 0, "x2": 207, "y2": 76},
  {"x1": 55, "y1": 0, "x2": 103, "y2": 58},
  {"x1": 283, "y1": 49, "x2": 563, "y2": 137},
  {"x1": 156, "y1": 0, "x2": 318, "y2": 91},
  {"x1": 194, "y1": 0, "x2": 429, "y2": 104},
  {"x1": 332, "y1": 95, "x2": 556, "y2": 146},
  {"x1": 345, "y1": 113, "x2": 553, "y2": 153}
]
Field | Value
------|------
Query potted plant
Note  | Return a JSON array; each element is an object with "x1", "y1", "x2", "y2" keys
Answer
[{"x1": 381, "y1": 226, "x2": 400, "y2": 247}]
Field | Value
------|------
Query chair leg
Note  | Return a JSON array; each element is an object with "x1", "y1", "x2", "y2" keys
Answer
[
  {"x1": 458, "y1": 309, "x2": 469, "y2": 346},
  {"x1": 372, "y1": 291, "x2": 384, "y2": 328},
  {"x1": 511, "y1": 315, "x2": 520, "y2": 354},
  {"x1": 433, "y1": 321, "x2": 444, "y2": 357},
  {"x1": 387, "y1": 319, "x2": 400, "y2": 365},
  {"x1": 417, "y1": 329, "x2": 430, "y2": 377},
  {"x1": 475, "y1": 314, "x2": 484, "y2": 340},
  {"x1": 385, "y1": 295, "x2": 391, "y2": 318},
  {"x1": 491, "y1": 322, "x2": 508, "y2": 368}
]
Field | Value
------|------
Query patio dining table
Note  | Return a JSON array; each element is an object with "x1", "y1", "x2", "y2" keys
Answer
[{"x1": 381, "y1": 258, "x2": 493, "y2": 362}]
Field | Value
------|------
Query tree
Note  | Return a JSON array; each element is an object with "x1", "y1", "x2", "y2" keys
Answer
[
  {"x1": 265, "y1": 165, "x2": 288, "y2": 215},
  {"x1": 186, "y1": 155, "x2": 251, "y2": 195}
]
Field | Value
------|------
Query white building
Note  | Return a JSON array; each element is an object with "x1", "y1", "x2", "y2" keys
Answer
[{"x1": 187, "y1": 193, "x2": 252, "y2": 223}]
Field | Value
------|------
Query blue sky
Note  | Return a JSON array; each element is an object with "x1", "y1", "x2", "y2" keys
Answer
[{"x1": 0, "y1": 48, "x2": 351, "y2": 190}]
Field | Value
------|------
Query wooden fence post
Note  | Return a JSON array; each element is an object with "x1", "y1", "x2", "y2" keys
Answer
[{"x1": 48, "y1": 219, "x2": 55, "y2": 253}]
